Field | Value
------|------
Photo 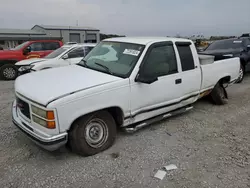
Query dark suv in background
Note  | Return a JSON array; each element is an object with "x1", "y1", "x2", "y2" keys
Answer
[{"x1": 200, "y1": 37, "x2": 250, "y2": 83}]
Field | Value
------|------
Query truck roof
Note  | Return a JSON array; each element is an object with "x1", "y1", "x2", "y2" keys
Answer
[
  {"x1": 103, "y1": 37, "x2": 192, "y2": 45},
  {"x1": 62, "y1": 43, "x2": 97, "y2": 48}
]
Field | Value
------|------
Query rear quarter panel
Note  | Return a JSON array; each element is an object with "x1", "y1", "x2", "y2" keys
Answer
[{"x1": 201, "y1": 57, "x2": 240, "y2": 91}]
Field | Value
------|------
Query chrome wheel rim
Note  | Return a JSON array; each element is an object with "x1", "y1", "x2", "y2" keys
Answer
[
  {"x1": 3, "y1": 67, "x2": 16, "y2": 79},
  {"x1": 85, "y1": 118, "x2": 108, "y2": 148},
  {"x1": 238, "y1": 67, "x2": 244, "y2": 81}
]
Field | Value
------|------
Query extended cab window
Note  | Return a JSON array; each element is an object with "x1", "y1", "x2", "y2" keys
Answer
[
  {"x1": 142, "y1": 44, "x2": 178, "y2": 78},
  {"x1": 68, "y1": 47, "x2": 85, "y2": 58},
  {"x1": 29, "y1": 42, "x2": 43, "y2": 51},
  {"x1": 176, "y1": 43, "x2": 195, "y2": 71}
]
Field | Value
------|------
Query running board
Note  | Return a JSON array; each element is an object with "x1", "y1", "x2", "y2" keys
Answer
[{"x1": 123, "y1": 105, "x2": 193, "y2": 133}]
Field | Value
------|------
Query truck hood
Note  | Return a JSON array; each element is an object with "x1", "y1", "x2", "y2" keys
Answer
[
  {"x1": 15, "y1": 58, "x2": 47, "y2": 66},
  {"x1": 15, "y1": 65, "x2": 121, "y2": 106},
  {"x1": 0, "y1": 50, "x2": 21, "y2": 60}
]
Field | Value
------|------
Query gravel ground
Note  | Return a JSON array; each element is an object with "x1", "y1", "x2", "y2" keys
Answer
[{"x1": 0, "y1": 76, "x2": 250, "y2": 188}]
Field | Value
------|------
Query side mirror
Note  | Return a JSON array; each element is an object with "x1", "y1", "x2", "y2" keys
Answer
[
  {"x1": 135, "y1": 73, "x2": 158, "y2": 84},
  {"x1": 23, "y1": 46, "x2": 31, "y2": 54},
  {"x1": 62, "y1": 54, "x2": 69, "y2": 59}
]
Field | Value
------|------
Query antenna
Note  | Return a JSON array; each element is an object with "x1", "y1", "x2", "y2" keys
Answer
[{"x1": 76, "y1": 20, "x2": 79, "y2": 26}]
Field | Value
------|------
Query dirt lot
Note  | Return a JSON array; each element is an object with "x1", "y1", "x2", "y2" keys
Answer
[{"x1": 0, "y1": 76, "x2": 250, "y2": 188}]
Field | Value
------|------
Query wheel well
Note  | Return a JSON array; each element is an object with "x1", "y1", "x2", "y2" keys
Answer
[
  {"x1": 219, "y1": 76, "x2": 231, "y2": 85},
  {"x1": 240, "y1": 59, "x2": 246, "y2": 71},
  {"x1": 69, "y1": 107, "x2": 124, "y2": 131}
]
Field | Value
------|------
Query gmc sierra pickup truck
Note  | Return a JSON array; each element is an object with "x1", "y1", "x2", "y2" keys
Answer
[
  {"x1": 0, "y1": 40, "x2": 63, "y2": 80},
  {"x1": 12, "y1": 37, "x2": 240, "y2": 156}
]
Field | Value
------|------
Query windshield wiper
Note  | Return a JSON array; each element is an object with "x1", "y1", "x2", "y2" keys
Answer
[
  {"x1": 78, "y1": 59, "x2": 88, "y2": 68},
  {"x1": 94, "y1": 62, "x2": 113, "y2": 75}
]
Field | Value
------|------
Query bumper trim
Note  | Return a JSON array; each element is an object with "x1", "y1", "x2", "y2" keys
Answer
[
  {"x1": 13, "y1": 118, "x2": 67, "y2": 146},
  {"x1": 12, "y1": 100, "x2": 68, "y2": 151}
]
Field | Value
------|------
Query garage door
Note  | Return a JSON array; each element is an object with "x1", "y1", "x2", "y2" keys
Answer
[
  {"x1": 69, "y1": 33, "x2": 80, "y2": 43},
  {"x1": 86, "y1": 34, "x2": 97, "y2": 43}
]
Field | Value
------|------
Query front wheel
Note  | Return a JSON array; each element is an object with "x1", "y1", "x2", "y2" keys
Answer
[
  {"x1": 0, "y1": 64, "x2": 18, "y2": 80},
  {"x1": 236, "y1": 64, "x2": 244, "y2": 83},
  {"x1": 68, "y1": 111, "x2": 117, "y2": 156},
  {"x1": 210, "y1": 83, "x2": 228, "y2": 105}
]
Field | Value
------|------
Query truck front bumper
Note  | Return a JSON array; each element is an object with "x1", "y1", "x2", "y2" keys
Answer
[{"x1": 12, "y1": 100, "x2": 68, "y2": 151}]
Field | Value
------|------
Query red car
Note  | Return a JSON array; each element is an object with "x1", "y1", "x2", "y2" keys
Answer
[{"x1": 0, "y1": 40, "x2": 63, "y2": 80}]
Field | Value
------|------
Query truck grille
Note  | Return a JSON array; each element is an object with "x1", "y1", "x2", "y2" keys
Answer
[{"x1": 17, "y1": 97, "x2": 30, "y2": 119}]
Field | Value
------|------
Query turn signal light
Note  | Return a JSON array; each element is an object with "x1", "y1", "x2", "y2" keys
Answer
[
  {"x1": 47, "y1": 111, "x2": 55, "y2": 120},
  {"x1": 47, "y1": 121, "x2": 56, "y2": 129}
]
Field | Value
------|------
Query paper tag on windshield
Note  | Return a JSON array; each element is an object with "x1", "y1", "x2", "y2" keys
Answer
[{"x1": 123, "y1": 49, "x2": 140, "y2": 56}]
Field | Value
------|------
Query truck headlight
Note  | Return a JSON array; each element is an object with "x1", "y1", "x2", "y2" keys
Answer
[{"x1": 31, "y1": 105, "x2": 56, "y2": 129}]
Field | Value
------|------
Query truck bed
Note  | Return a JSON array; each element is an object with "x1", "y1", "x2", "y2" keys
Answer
[{"x1": 200, "y1": 57, "x2": 240, "y2": 92}]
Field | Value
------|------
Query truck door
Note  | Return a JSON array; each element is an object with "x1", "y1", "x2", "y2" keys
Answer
[
  {"x1": 25, "y1": 42, "x2": 45, "y2": 59},
  {"x1": 129, "y1": 42, "x2": 183, "y2": 123},
  {"x1": 175, "y1": 42, "x2": 202, "y2": 105}
]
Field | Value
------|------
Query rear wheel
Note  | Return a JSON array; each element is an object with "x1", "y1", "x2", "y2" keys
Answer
[
  {"x1": 210, "y1": 83, "x2": 228, "y2": 105},
  {"x1": 236, "y1": 64, "x2": 244, "y2": 83},
  {"x1": 68, "y1": 111, "x2": 117, "y2": 156},
  {"x1": 0, "y1": 64, "x2": 18, "y2": 80}
]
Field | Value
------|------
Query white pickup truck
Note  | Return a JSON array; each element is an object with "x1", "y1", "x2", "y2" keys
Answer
[{"x1": 12, "y1": 37, "x2": 240, "y2": 156}]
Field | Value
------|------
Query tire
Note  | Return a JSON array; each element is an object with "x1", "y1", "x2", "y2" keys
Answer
[
  {"x1": 210, "y1": 83, "x2": 228, "y2": 105},
  {"x1": 68, "y1": 110, "x2": 117, "y2": 156},
  {"x1": 236, "y1": 64, "x2": 244, "y2": 83},
  {"x1": 0, "y1": 64, "x2": 18, "y2": 80}
]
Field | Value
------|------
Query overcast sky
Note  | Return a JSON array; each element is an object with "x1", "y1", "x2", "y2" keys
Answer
[{"x1": 0, "y1": 0, "x2": 249, "y2": 37}]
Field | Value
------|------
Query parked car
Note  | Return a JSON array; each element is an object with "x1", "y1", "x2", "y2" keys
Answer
[
  {"x1": 12, "y1": 37, "x2": 240, "y2": 156},
  {"x1": 200, "y1": 37, "x2": 250, "y2": 83},
  {"x1": 0, "y1": 40, "x2": 63, "y2": 80},
  {"x1": 16, "y1": 43, "x2": 96, "y2": 75}
]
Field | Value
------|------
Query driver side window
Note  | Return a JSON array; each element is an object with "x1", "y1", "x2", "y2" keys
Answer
[
  {"x1": 29, "y1": 42, "x2": 43, "y2": 52},
  {"x1": 142, "y1": 44, "x2": 178, "y2": 78},
  {"x1": 67, "y1": 47, "x2": 85, "y2": 58}
]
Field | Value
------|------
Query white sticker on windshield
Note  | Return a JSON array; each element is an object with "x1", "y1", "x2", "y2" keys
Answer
[
  {"x1": 233, "y1": 41, "x2": 242, "y2": 43},
  {"x1": 123, "y1": 49, "x2": 140, "y2": 56}
]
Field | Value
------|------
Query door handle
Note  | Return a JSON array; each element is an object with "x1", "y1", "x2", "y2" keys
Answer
[{"x1": 175, "y1": 78, "x2": 182, "y2": 84}]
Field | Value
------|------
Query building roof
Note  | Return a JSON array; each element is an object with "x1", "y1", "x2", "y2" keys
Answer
[
  {"x1": 103, "y1": 37, "x2": 191, "y2": 45},
  {"x1": 33, "y1": 25, "x2": 99, "y2": 31},
  {"x1": 0, "y1": 28, "x2": 45, "y2": 35}
]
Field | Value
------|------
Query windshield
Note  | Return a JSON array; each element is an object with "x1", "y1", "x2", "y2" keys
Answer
[
  {"x1": 206, "y1": 39, "x2": 244, "y2": 50},
  {"x1": 13, "y1": 41, "x2": 30, "y2": 50},
  {"x1": 45, "y1": 46, "x2": 70, "y2": 59},
  {"x1": 79, "y1": 41, "x2": 145, "y2": 78}
]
